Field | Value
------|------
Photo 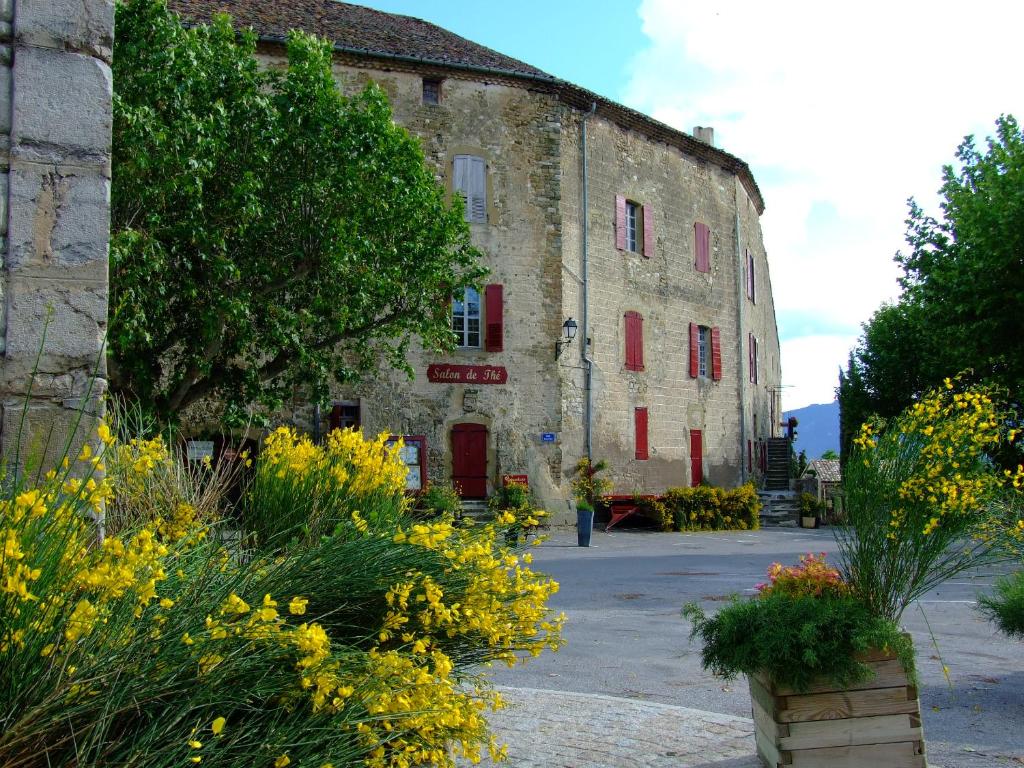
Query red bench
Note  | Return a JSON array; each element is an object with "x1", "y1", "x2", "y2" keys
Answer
[{"x1": 603, "y1": 494, "x2": 658, "y2": 532}]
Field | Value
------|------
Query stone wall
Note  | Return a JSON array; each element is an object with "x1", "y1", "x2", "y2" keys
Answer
[{"x1": 0, "y1": 0, "x2": 113, "y2": 473}]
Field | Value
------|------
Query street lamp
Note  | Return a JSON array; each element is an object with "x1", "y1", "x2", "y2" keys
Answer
[{"x1": 555, "y1": 317, "x2": 578, "y2": 359}]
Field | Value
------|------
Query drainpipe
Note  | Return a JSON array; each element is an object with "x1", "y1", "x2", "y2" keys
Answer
[
  {"x1": 581, "y1": 102, "x2": 597, "y2": 461},
  {"x1": 734, "y1": 180, "x2": 747, "y2": 483}
]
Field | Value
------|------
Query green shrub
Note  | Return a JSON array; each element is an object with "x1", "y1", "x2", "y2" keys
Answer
[
  {"x1": 414, "y1": 483, "x2": 462, "y2": 520},
  {"x1": 979, "y1": 570, "x2": 1024, "y2": 639},
  {"x1": 682, "y1": 595, "x2": 914, "y2": 693},
  {"x1": 663, "y1": 483, "x2": 760, "y2": 531}
]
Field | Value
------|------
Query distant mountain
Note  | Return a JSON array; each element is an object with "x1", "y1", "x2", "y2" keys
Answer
[{"x1": 783, "y1": 401, "x2": 840, "y2": 459}]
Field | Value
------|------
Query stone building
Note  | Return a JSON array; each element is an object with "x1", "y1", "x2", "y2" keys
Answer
[{"x1": 171, "y1": 0, "x2": 782, "y2": 520}]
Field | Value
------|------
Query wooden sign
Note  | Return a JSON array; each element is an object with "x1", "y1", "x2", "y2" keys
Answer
[
  {"x1": 427, "y1": 364, "x2": 507, "y2": 385},
  {"x1": 503, "y1": 474, "x2": 529, "y2": 488}
]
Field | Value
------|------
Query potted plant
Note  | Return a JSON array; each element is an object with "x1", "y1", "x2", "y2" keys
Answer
[
  {"x1": 572, "y1": 458, "x2": 612, "y2": 546},
  {"x1": 798, "y1": 492, "x2": 821, "y2": 529},
  {"x1": 684, "y1": 381, "x2": 1023, "y2": 767}
]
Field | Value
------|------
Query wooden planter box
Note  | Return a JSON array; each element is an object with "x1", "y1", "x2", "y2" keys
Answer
[{"x1": 748, "y1": 647, "x2": 925, "y2": 768}]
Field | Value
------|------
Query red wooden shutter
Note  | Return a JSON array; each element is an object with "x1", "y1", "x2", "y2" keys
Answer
[
  {"x1": 694, "y1": 222, "x2": 710, "y2": 273},
  {"x1": 615, "y1": 195, "x2": 627, "y2": 250},
  {"x1": 642, "y1": 204, "x2": 654, "y2": 258},
  {"x1": 690, "y1": 429, "x2": 703, "y2": 487},
  {"x1": 747, "y1": 439, "x2": 753, "y2": 473},
  {"x1": 711, "y1": 326, "x2": 722, "y2": 380},
  {"x1": 635, "y1": 407, "x2": 649, "y2": 460},
  {"x1": 624, "y1": 311, "x2": 643, "y2": 371},
  {"x1": 752, "y1": 336, "x2": 758, "y2": 384},
  {"x1": 748, "y1": 334, "x2": 757, "y2": 384},
  {"x1": 329, "y1": 404, "x2": 342, "y2": 433},
  {"x1": 689, "y1": 322, "x2": 699, "y2": 378},
  {"x1": 746, "y1": 250, "x2": 755, "y2": 301},
  {"x1": 484, "y1": 283, "x2": 503, "y2": 352}
]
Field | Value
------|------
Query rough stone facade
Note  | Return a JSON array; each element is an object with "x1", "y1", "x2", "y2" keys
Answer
[{"x1": 0, "y1": 0, "x2": 113, "y2": 473}]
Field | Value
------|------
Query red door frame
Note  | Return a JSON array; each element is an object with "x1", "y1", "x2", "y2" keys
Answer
[{"x1": 451, "y1": 423, "x2": 488, "y2": 498}]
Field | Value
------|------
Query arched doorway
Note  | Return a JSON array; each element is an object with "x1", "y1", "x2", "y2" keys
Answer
[{"x1": 451, "y1": 422, "x2": 488, "y2": 498}]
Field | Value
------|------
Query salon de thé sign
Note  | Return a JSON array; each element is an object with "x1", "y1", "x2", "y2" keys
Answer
[{"x1": 427, "y1": 364, "x2": 507, "y2": 385}]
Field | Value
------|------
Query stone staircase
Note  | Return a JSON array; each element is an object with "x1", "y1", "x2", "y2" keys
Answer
[
  {"x1": 758, "y1": 490, "x2": 800, "y2": 527},
  {"x1": 457, "y1": 499, "x2": 492, "y2": 523},
  {"x1": 763, "y1": 438, "x2": 791, "y2": 491}
]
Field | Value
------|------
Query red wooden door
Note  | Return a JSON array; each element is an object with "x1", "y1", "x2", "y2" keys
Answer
[
  {"x1": 690, "y1": 429, "x2": 703, "y2": 487},
  {"x1": 451, "y1": 423, "x2": 488, "y2": 498}
]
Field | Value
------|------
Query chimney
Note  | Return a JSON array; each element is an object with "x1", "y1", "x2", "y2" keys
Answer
[{"x1": 693, "y1": 126, "x2": 715, "y2": 146}]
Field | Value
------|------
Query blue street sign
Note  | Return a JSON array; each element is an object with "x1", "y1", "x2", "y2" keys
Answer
[{"x1": 541, "y1": 432, "x2": 556, "y2": 443}]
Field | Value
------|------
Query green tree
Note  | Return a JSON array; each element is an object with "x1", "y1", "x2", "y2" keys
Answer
[
  {"x1": 110, "y1": 1, "x2": 484, "y2": 424},
  {"x1": 840, "y1": 115, "x2": 1024, "y2": 449}
]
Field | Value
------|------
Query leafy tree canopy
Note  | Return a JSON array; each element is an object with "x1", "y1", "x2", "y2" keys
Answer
[
  {"x1": 839, "y1": 115, "x2": 1024, "y2": 455},
  {"x1": 110, "y1": 0, "x2": 485, "y2": 425}
]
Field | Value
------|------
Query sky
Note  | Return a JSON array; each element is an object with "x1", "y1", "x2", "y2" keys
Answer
[{"x1": 357, "y1": 0, "x2": 1024, "y2": 411}]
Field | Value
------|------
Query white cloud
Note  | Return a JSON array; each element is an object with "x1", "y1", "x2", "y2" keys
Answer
[{"x1": 624, "y1": 0, "x2": 1024, "y2": 407}]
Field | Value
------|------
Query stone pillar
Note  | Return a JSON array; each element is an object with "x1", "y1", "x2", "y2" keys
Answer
[{"x1": 0, "y1": 0, "x2": 113, "y2": 474}]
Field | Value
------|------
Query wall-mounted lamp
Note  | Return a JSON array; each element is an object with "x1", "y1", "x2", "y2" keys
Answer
[{"x1": 555, "y1": 317, "x2": 579, "y2": 359}]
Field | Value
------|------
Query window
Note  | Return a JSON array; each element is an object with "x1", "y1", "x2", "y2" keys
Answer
[
  {"x1": 635, "y1": 407, "x2": 649, "y2": 460},
  {"x1": 697, "y1": 325, "x2": 710, "y2": 378},
  {"x1": 625, "y1": 201, "x2": 638, "y2": 252},
  {"x1": 453, "y1": 154, "x2": 486, "y2": 223},
  {"x1": 615, "y1": 196, "x2": 654, "y2": 257},
  {"x1": 329, "y1": 400, "x2": 360, "y2": 432},
  {"x1": 624, "y1": 311, "x2": 644, "y2": 371},
  {"x1": 694, "y1": 222, "x2": 711, "y2": 273},
  {"x1": 452, "y1": 287, "x2": 481, "y2": 348},
  {"x1": 689, "y1": 323, "x2": 721, "y2": 380},
  {"x1": 746, "y1": 249, "x2": 756, "y2": 302},
  {"x1": 422, "y1": 78, "x2": 441, "y2": 105}
]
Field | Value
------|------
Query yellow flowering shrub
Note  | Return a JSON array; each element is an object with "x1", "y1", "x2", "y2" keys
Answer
[
  {"x1": 2, "y1": 422, "x2": 562, "y2": 768},
  {"x1": 663, "y1": 483, "x2": 761, "y2": 531},
  {"x1": 839, "y1": 380, "x2": 1023, "y2": 620}
]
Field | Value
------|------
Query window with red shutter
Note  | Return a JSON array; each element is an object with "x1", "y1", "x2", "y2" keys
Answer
[
  {"x1": 690, "y1": 429, "x2": 703, "y2": 487},
  {"x1": 484, "y1": 284, "x2": 503, "y2": 352},
  {"x1": 694, "y1": 222, "x2": 710, "y2": 273},
  {"x1": 635, "y1": 407, "x2": 649, "y2": 460},
  {"x1": 642, "y1": 204, "x2": 654, "y2": 258},
  {"x1": 624, "y1": 311, "x2": 644, "y2": 371},
  {"x1": 689, "y1": 322, "x2": 699, "y2": 378}
]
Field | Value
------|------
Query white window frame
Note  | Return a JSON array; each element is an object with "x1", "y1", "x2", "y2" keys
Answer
[
  {"x1": 625, "y1": 200, "x2": 639, "y2": 252},
  {"x1": 698, "y1": 325, "x2": 711, "y2": 378},
  {"x1": 452, "y1": 287, "x2": 481, "y2": 348},
  {"x1": 453, "y1": 154, "x2": 487, "y2": 224}
]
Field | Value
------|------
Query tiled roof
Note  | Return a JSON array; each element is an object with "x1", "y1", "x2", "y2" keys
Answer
[
  {"x1": 165, "y1": 0, "x2": 765, "y2": 213},
  {"x1": 803, "y1": 459, "x2": 841, "y2": 483},
  {"x1": 166, "y1": 0, "x2": 554, "y2": 79}
]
